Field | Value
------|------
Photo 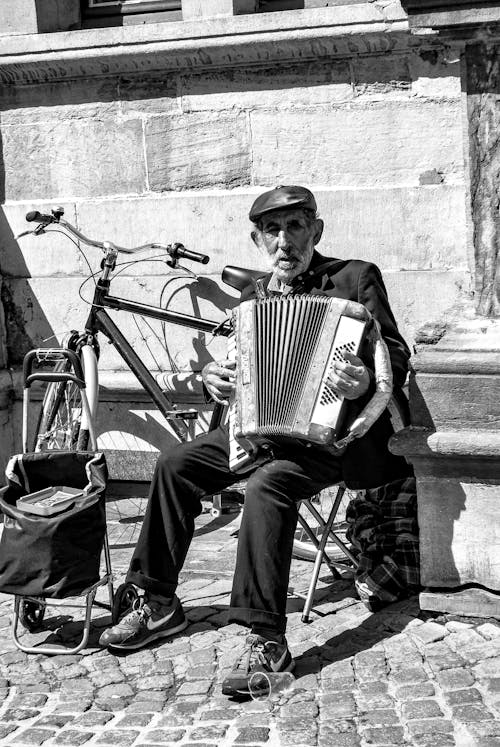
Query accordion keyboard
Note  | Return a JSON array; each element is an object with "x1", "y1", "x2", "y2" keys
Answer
[{"x1": 227, "y1": 333, "x2": 254, "y2": 472}]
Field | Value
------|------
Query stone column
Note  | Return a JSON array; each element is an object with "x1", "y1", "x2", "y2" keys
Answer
[
  {"x1": 392, "y1": 11, "x2": 500, "y2": 617},
  {"x1": 467, "y1": 42, "x2": 500, "y2": 318}
]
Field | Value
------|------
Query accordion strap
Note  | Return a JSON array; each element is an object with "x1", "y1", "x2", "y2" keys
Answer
[
  {"x1": 334, "y1": 318, "x2": 393, "y2": 449},
  {"x1": 291, "y1": 259, "x2": 347, "y2": 294}
]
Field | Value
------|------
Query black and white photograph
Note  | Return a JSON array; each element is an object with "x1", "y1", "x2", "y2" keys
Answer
[{"x1": 0, "y1": 1, "x2": 499, "y2": 745}]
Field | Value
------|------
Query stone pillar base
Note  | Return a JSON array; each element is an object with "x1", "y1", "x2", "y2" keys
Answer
[
  {"x1": 391, "y1": 316, "x2": 500, "y2": 619},
  {"x1": 420, "y1": 588, "x2": 500, "y2": 619}
]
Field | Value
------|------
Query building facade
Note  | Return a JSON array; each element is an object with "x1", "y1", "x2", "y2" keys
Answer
[{"x1": 0, "y1": 1, "x2": 473, "y2": 477}]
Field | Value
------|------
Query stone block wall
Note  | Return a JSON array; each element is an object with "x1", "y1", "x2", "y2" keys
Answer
[{"x1": 0, "y1": 7, "x2": 473, "y2": 475}]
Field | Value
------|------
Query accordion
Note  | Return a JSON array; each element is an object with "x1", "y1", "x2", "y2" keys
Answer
[{"x1": 228, "y1": 295, "x2": 376, "y2": 472}]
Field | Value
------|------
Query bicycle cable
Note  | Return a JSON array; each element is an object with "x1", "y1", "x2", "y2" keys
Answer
[
  {"x1": 43, "y1": 227, "x2": 217, "y2": 383},
  {"x1": 77, "y1": 256, "x2": 169, "y2": 308},
  {"x1": 46, "y1": 228, "x2": 98, "y2": 287}
]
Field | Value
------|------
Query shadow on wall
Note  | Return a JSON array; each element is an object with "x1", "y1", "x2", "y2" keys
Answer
[
  {"x1": 0, "y1": 129, "x2": 57, "y2": 364},
  {"x1": 0, "y1": 216, "x2": 56, "y2": 364},
  {"x1": 419, "y1": 480, "x2": 466, "y2": 590},
  {"x1": 170, "y1": 276, "x2": 238, "y2": 373}
]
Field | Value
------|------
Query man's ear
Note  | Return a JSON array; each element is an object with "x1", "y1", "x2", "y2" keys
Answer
[{"x1": 313, "y1": 219, "x2": 324, "y2": 246}]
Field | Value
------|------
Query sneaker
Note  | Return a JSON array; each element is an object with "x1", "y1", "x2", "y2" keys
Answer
[
  {"x1": 221, "y1": 633, "x2": 294, "y2": 697},
  {"x1": 99, "y1": 594, "x2": 187, "y2": 651}
]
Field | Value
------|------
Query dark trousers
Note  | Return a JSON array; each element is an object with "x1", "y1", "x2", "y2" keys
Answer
[{"x1": 127, "y1": 425, "x2": 342, "y2": 634}]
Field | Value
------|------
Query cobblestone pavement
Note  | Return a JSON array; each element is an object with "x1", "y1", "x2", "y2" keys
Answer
[{"x1": 0, "y1": 494, "x2": 499, "y2": 747}]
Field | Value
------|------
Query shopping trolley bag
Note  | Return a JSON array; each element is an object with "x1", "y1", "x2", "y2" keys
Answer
[{"x1": 0, "y1": 450, "x2": 107, "y2": 599}]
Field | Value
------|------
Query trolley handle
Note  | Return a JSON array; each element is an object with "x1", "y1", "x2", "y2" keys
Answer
[
  {"x1": 23, "y1": 349, "x2": 86, "y2": 389},
  {"x1": 25, "y1": 372, "x2": 86, "y2": 388}
]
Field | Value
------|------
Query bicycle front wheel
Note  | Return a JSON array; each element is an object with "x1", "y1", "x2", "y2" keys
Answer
[{"x1": 34, "y1": 345, "x2": 99, "y2": 451}]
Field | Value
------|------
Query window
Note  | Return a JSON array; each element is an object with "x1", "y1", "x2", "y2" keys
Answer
[
  {"x1": 258, "y1": 0, "x2": 305, "y2": 8},
  {"x1": 83, "y1": 0, "x2": 182, "y2": 26}
]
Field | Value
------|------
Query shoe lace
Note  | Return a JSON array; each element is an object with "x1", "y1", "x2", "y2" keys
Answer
[
  {"x1": 119, "y1": 597, "x2": 152, "y2": 627},
  {"x1": 235, "y1": 634, "x2": 273, "y2": 672}
]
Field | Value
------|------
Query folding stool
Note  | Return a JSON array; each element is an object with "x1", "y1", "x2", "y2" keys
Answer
[{"x1": 298, "y1": 389, "x2": 410, "y2": 623}]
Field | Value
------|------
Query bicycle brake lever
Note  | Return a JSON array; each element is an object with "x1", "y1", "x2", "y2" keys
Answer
[
  {"x1": 16, "y1": 226, "x2": 46, "y2": 239},
  {"x1": 15, "y1": 229, "x2": 36, "y2": 240},
  {"x1": 166, "y1": 260, "x2": 199, "y2": 279}
]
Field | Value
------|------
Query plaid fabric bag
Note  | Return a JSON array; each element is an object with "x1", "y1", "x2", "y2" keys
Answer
[{"x1": 346, "y1": 477, "x2": 420, "y2": 610}]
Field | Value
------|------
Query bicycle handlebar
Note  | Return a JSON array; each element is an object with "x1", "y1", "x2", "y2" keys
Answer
[
  {"x1": 23, "y1": 209, "x2": 210, "y2": 264},
  {"x1": 168, "y1": 242, "x2": 209, "y2": 265},
  {"x1": 26, "y1": 210, "x2": 55, "y2": 224}
]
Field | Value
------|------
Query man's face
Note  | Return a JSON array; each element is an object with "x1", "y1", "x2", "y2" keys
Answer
[{"x1": 255, "y1": 208, "x2": 320, "y2": 284}]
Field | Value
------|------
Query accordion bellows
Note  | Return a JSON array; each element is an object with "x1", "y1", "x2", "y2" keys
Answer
[{"x1": 229, "y1": 295, "x2": 370, "y2": 463}]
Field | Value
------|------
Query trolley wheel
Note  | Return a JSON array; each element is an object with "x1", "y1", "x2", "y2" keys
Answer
[
  {"x1": 19, "y1": 598, "x2": 46, "y2": 632},
  {"x1": 112, "y1": 583, "x2": 139, "y2": 624}
]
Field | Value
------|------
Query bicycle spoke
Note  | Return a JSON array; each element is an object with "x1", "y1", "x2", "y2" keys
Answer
[
  {"x1": 105, "y1": 494, "x2": 148, "y2": 549},
  {"x1": 35, "y1": 374, "x2": 82, "y2": 451}
]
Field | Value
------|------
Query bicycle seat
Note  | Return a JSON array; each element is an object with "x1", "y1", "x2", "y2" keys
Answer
[{"x1": 222, "y1": 265, "x2": 267, "y2": 293}]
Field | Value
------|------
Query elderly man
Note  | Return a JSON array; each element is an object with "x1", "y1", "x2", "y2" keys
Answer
[{"x1": 100, "y1": 186, "x2": 411, "y2": 696}]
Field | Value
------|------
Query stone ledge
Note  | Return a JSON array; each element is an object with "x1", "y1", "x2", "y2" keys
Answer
[
  {"x1": 0, "y1": 6, "x2": 419, "y2": 85},
  {"x1": 412, "y1": 350, "x2": 500, "y2": 374},
  {"x1": 391, "y1": 426, "x2": 500, "y2": 458},
  {"x1": 0, "y1": 366, "x2": 205, "y2": 405}
]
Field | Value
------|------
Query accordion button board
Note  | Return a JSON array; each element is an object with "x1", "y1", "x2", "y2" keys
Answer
[{"x1": 228, "y1": 295, "x2": 370, "y2": 470}]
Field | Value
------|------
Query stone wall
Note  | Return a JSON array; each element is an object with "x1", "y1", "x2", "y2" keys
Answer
[{"x1": 0, "y1": 6, "x2": 473, "y2": 476}]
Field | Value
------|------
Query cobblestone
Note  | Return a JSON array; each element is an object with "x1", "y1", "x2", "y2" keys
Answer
[
  {"x1": 318, "y1": 730, "x2": 360, "y2": 747},
  {"x1": 3, "y1": 707, "x2": 41, "y2": 720},
  {"x1": 234, "y1": 726, "x2": 271, "y2": 742},
  {"x1": 361, "y1": 725, "x2": 405, "y2": 744},
  {"x1": 358, "y1": 708, "x2": 400, "y2": 726},
  {"x1": 0, "y1": 498, "x2": 499, "y2": 746},
  {"x1": 11, "y1": 727, "x2": 56, "y2": 744},
  {"x1": 319, "y1": 692, "x2": 356, "y2": 718},
  {"x1": 95, "y1": 730, "x2": 140, "y2": 745},
  {"x1": 410, "y1": 621, "x2": 448, "y2": 645},
  {"x1": 477, "y1": 623, "x2": 500, "y2": 640},
  {"x1": 144, "y1": 728, "x2": 186, "y2": 741},
  {"x1": 474, "y1": 656, "x2": 500, "y2": 678},
  {"x1": 72, "y1": 711, "x2": 115, "y2": 727},
  {"x1": 407, "y1": 718, "x2": 454, "y2": 736},
  {"x1": 444, "y1": 686, "x2": 483, "y2": 705},
  {"x1": 484, "y1": 677, "x2": 500, "y2": 693},
  {"x1": 388, "y1": 664, "x2": 429, "y2": 684},
  {"x1": 33, "y1": 714, "x2": 75, "y2": 728},
  {"x1": 451, "y1": 703, "x2": 495, "y2": 721},
  {"x1": 393, "y1": 682, "x2": 435, "y2": 700},
  {"x1": 53, "y1": 731, "x2": 94, "y2": 745},
  {"x1": 436, "y1": 667, "x2": 476, "y2": 691},
  {"x1": 403, "y1": 698, "x2": 444, "y2": 719},
  {"x1": 410, "y1": 735, "x2": 456, "y2": 747}
]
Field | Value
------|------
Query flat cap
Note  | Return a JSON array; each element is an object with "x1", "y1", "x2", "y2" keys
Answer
[{"x1": 249, "y1": 185, "x2": 317, "y2": 222}]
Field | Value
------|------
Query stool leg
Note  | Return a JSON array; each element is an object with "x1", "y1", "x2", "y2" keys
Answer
[
  {"x1": 211, "y1": 493, "x2": 223, "y2": 517},
  {"x1": 301, "y1": 486, "x2": 346, "y2": 623}
]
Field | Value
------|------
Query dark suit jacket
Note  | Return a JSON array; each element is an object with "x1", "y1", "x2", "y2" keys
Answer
[{"x1": 240, "y1": 250, "x2": 412, "y2": 489}]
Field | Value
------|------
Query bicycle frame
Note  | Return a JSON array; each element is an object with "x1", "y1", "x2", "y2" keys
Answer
[
  {"x1": 20, "y1": 212, "x2": 236, "y2": 446},
  {"x1": 83, "y1": 273, "x2": 231, "y2": 433}
]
